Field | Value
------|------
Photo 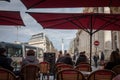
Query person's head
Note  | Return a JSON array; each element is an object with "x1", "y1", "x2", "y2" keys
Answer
[
  {"x1": 27, "y1": 49, "x2": 35, "y2": 56},
  {"x1": 58, "y1": 50, "x2": 63, "y2": 58},
  {"x1": 82, "y1": 51, "x2": 85, "y2": 55},
  {"x1": 0, "y1": 48, "x2": 6, "y2": 55},
  {"x1": 110, "y1": 51, "x2": 120, "y2": 63},
  {"x1": 80, "y1": 52, "x2": 83, "y2": 55},
  {"x1": 59, "y1": 50, "x2": 62, "y2": 54},
  {"x1": 64, "y1": 50, "x2": 67, "y2": 53},
  {"x1": 65, "y1": 53, "x2": 71, "y2": 57},
  {"x1": 80, "y1": 51, "x2": 85, "y2": 55},
  {"x1": 116, "y1": 48, "x2": 119, "y2": 53}
]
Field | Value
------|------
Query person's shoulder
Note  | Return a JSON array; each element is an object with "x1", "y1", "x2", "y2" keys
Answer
[
  {"x1": 66, "y1": 56, "x2": 72, "y2": 59},
  {"x1": 106, "y1": 61, "x2": 114, "y2": 65},
  {"x1": 0, "y1": 55, "x2": 9, "y2": 60},
  {"x1": 0, "y1": 54, "x2": 6, "y2": 57}
]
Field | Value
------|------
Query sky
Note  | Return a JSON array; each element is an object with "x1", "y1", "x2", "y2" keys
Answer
[{"x1": 0, "y1": 0, "x2": 83, "y2": 50}]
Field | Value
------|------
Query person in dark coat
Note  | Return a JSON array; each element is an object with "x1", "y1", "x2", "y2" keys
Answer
[
  {"x1": 0, "y1": 48, "x2": 13, "y2": 71},
  {"x1": 93, "y1": 53, "x2": 99, "y2": 67},
  {"x1": 75, "y1": 51, "x2": 88, "y2": 66},
  {"x1": 100, "y1": 51, "x2": 105, "y2": 65},
  {"x1": 100, "y1": 52, "x2": 104, "y2": 61},
  {"x1": 63, "y1": 53, "x2": 73, "y2": 65},
  {"x1": 104, "y1": 51, "x2": 120, "y2": 70},
  {"x1": 56, "y1": 50, "x2": 63, "y2": 62},
  {"x1": 57, "y1": 53, "x2": 73, "y2": 65}
]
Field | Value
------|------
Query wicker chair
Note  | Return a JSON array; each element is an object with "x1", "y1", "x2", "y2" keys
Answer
[
  {"x1": 39, "y1": 61, "x2": 50, "y2": 80},
  {"x1": 57, "y1": 69, "x2": 85, "y2": 80},
  {"x1": 0, "y1": 68, "x2": 16, "y2": 80},
  {"x1": 54, "y1": 63, "x2": 74, "y2": 80},
  {"x1": 112, "y1": 65, "x2": 120, "y2": 75},
  {"x1": 20, "y1": 64, "x2": 40, "y2": 80},
  {"x1": 75, "y1": 63, "x2": 92, "y2": 72},
  {"x1": 77, "y1": 62, "x2": 90, "y2": 65},
  {"x1": 55, "y1": 63, "x2": 69, "y2": 75},
  {"x1": 56, "y1": 64, "x2": 73, "y2": 72},
  {"x1": 54, "y1": 62, "x2": 66, "y2": 79},
  {"x1": 87, "y1": 69, "x2": 116, "y2": 80},
  {"x1": 55, "y1": 62, "x2": 67, "y2": 68}
]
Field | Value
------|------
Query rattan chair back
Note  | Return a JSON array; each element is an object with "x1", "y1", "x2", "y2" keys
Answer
[
  {"x1": 20, "y1": 64, "x2": 40, "y2": 80},
  {"x1": 112, "y1": 65, "x2": 120, "y2": 75},
  {"x1": 87, "y1": 69, "x2": 116, "y2": 80},
  {"x1": 75, "y1": 64, "x2": 92, "y2": 72},
  {"x1": 56, "y1": 64, "x2": 73, "y2": 72},
  {"x1": 0, "y1": 68, "x2": 16, "y2": 80},
  {"x1": 57, "y1": 69, "x2": 85, "y2": 80}
]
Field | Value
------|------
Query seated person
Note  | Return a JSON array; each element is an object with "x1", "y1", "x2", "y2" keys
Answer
[
  {"x1": 0, "y1": 48, "x2": 13, "y2": 71},
  {"x1": 57, "y1": 53, "x2": 73, "y2": 65},
  {"x1": 104, "y1": 51, "x2": 120, "y2": 70},
  {"x1": 21, "y1": 49, "x2": 39, "y2": 67},
  {"x1": 75, "y1": 51, "x2": 88, "y2": 66}
]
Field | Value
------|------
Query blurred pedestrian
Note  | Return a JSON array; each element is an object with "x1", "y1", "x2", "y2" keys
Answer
[
  {"x1": 57, "y1": 50, "x2": 63, "y2": 59},
  {"x1": 100, "y1": 51, "x2": 105, "y2": 66},
  {"x1": 56, "y1": 50, "x2": 63, "y2": 62},
  {"x1": 93, "y1": 53, "x2": 99, "y2": 67},
  {"x1": 64, "y1": 50, "x2": 67, "y2": 55}
]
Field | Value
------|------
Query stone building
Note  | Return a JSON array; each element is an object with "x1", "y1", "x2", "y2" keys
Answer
[
  {"x1": 69, "y1": 7, "x2": 114, "y2": 60},
  {"x1": 110, "y1": 7, "x2": 120, "y2": 51},
  {"x1": 28, "y1": 33, "x2": 57, "y2": 53}
]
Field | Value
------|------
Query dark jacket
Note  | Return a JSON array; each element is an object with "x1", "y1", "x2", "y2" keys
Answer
[
  {"x1": 56, "y1": 56, "x2": 73, "y2": 65},
  {"x1": 100, "y1": 52, "x2": 104, "y2": 61},
  {"x1": 0, "y1": 54, "x2": 13, "y2": 71},
  {"x1": 22, "y1": 56, "x2": 39, "y2": 66},
  {"x1": 105, "y1": 61, "x2": 120, "y2": 70},
  {"x1": 75, "y1": 55, "x2": 88, "y2": 66},
  {"x1": 93, "y1": 55, "x2": 99, "y2": 61}
]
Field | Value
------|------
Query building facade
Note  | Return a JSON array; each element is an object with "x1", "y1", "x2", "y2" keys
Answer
[
  {"x1": 110, "y1": 7, "x2": 120, "y2": 51},
  {"x1": 69, "y1": 7, "x2": 114, "y2": 60},
  {"x1": 28, "y1": 33, "x2": 57, "y2": 53}
]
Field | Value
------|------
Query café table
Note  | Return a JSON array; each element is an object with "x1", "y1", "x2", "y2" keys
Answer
[{"x1": 80, "y1": 71, "x2": 91, "y2": 79}]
